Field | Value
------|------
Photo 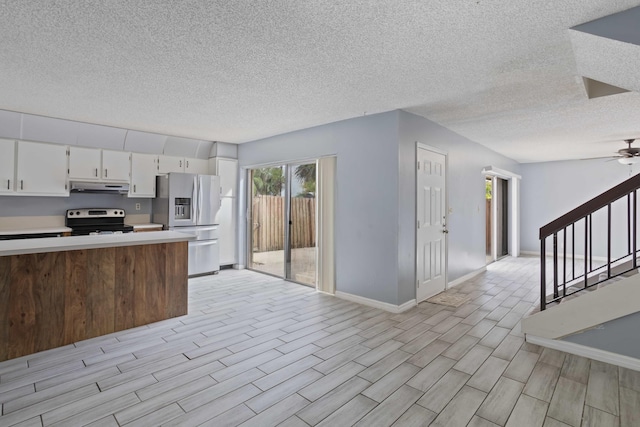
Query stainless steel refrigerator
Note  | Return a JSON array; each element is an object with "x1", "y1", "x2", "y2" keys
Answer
[{"x1": 153, "y1": 173, "x2": 221, "y2": 276}]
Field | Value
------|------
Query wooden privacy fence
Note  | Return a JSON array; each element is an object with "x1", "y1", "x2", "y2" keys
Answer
[{"x1": 252, "y1": 195, "x2": 316, "y2": 252}]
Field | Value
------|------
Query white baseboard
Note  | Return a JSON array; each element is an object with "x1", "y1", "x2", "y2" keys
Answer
[
  {"x1": 233, "y1": 264, "x2": 245, "y2": 270},
  {"x1": 520, "y1": 250, "x2": 608, "y2": 263},
  {"x1": 526, "y1": 334, "x2": 640, "y2": 372},
  {"x1": 520, "y1": 250, "x2": 538, "y2": 257},
  {"x1": 334, "y1": 291, "x2": 416, "y2": 313},
  {"x1": 448, "y1": 267, "x2": 486, "y2": 288},
  {"x1": 316, "y1": 290, "x2": 335, "y2": 297}
]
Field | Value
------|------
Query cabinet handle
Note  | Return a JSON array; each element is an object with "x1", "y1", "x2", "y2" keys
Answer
[
  {"x1": 134, "y1": 184, "x2": 136, "y2": 193},
  {"x1": 20, "y1": 180, "x2": 23, "y2": 190},
  {"x1": 95, "y1": 168, "x2": 98, "y2": 177},
  {"x1": 186, "y1": 160, "x2": 189, "y2": 168},
  {"x1": 105, "y1": 168, "x2": 108, "y2": 178},
  {"x1": 179, "y1": 160, "x2": 182, "y2": 168},
  {"x1": 7, "y1": 179, "x2": 9, "y2": 190}
]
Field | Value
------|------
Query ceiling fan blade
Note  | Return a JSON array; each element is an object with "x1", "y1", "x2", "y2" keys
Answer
[{"x1": 579, "y1": 156, "x2": 620, "y2": 161}]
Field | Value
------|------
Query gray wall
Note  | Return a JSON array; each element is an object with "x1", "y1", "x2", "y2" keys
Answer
[
  {"x1": 398, "y1": 111, "x2": 521, "y2": 299},
  {"x1": 572, "y1": 6, "x2": 640, "y2": 46},
  {"x1": 0, "y1": 194, "x2": 151, "y2": 218},
  {"x1": 520, "y1": 159, "x2": 634, "y2": 256},
  {"x1": 238, "y1": 110, "x2": 521, "y2": 306},
  {"x1": 238, "y1": 111, "x2": 401, "y2": 305},
  {"x1": 562, "y1": 311, "x2": 640, "y2": 359}
]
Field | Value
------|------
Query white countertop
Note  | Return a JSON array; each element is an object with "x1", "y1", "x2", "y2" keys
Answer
[
  {"x1": 0, "y1": 231, "x2": 194, "y2": 256},
  {"x1": 0, "y1": 226, "x2": 72, "y2": 235}
]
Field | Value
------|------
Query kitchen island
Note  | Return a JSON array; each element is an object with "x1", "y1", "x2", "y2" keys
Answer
[{"x1": 0, "y1": 231, "x2": 193, "y2": 362}]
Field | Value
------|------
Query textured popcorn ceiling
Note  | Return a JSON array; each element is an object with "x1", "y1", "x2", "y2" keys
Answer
[{"x1": 1, "y1": 1, "x2": 640, "y2": 163}]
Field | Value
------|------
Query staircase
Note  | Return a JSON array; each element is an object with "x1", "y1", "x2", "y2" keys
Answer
[{"x1": 522, "y1": 173, "x2": 640, "y2": 369}]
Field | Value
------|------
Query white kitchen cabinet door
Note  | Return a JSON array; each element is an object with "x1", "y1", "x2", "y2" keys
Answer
[
  {"x1": 102, "y1": 150, "x2": 131, "y2": 182},
  {"x1": 129, "y1": 153, "x2": 157, "y2": 198},
  {"x1": 16, "y1": 141, "x2": 69, "y2": 196},
  {"x1": 157, "y1": 155, "x2": 184, "y2": 174},
  {"x1": 184, "y1": 158, "x2": 209, "y2": 174},
  {"x1": 211, "y1": 158, "x2": 237, "y2": 198},
  {"x1": 0, "y1": 139, "x2": 16, "y2": 194},
  {"x1": 68, "y1": 146, "x2": 101, "y2": 180},
  {"x1": 216, "y1": 197, "x2": 236, "y2": 266}
]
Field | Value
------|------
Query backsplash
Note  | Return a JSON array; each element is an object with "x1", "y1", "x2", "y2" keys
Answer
[{"x1": 0, "y1": 193, "x2": 151, "y2": 218}]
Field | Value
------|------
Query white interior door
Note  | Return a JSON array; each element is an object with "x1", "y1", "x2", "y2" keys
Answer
[{"x1": 416, "y1": 146, "x2": 447, "y2": 302}]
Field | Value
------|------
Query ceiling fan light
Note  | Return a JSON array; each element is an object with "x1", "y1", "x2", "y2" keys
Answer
[{"x1": 618, "y1": 157, "x2": 640, "y2": 165}]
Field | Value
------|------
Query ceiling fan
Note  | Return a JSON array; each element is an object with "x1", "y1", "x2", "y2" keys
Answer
[{"x1": 613, "y1": 139, "x2": 640, "y2": 164}]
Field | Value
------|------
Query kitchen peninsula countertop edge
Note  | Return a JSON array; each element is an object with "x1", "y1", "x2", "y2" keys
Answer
[{"x1": 0, "y1": 231, "x2": 194, "y2": 256}]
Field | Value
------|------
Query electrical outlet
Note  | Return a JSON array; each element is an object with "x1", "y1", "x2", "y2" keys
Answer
[{"x1": 135, "y1": 203, "x2": 141, "y2": 211}]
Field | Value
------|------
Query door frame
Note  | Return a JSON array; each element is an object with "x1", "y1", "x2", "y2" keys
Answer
[
  {"x1": 416, "y1": 142, "x2": 449, "y2": 300},
  {"x1": 244, "y1": 160, "x2": 319, "y2": 288},
  {"x1": 486, "y1": 175, "x2": 502, "y2": 263},
  {"x1": 482, "y1": 166, "x2": 521, "y2": 258},
  {"x1": 284, "y1": 159, "x2": 318, "y2": 285}
]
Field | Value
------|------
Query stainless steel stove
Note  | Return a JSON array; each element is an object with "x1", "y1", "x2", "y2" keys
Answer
[{"x1": 66, "y1": 208, "x2": 134, "y2": 236}]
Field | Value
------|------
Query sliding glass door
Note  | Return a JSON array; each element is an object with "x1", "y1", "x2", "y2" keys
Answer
[
  {"x1": 287, "y1": 162, "x2": 316, "y2": 286},
  {"x1": 248, "y1": 162, "x2": 317, "y2": 287}
]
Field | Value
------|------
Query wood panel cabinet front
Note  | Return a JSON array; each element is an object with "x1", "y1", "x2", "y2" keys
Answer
[{"x1": 0, "y1": 242, "x2": 188, "y2": 361}]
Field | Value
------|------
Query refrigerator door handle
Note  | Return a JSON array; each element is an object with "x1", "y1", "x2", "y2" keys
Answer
[
  {"x1": 197, "y1": 176, "x2": 204, "y2": 225},
  {"x1": 191, "y1": 175, "x2": 198, "y2": 224},
  {"x1": 191, "y1": 239, "x2": 218, "y2": 247}
]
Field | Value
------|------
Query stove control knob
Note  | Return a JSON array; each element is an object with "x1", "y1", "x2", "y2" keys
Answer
[
  {"x1": 76, "y1": 211, "x2": 80, "y2": 215},
  {"x1": 69, "y1": 212, "x2": 73, "y2": 216}
]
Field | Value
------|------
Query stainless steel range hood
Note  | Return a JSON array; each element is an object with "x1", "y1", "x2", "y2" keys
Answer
[{"x1": 70, "y1": 181, "x2": 130, "y2": 195}]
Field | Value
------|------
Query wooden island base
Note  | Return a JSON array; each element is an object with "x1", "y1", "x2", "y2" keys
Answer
[{"x1": 0, "y1": 241, "x2": 188, "y2": 362}]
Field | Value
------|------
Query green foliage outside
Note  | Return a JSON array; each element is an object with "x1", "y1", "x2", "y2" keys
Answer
[
  {"x1": 486, "y1": 180, "x2": 492, "y2": 200},
  {"x1": 252, "y1": 164, "x2": 316, "y2": 197},
  {"x1": 294, "y1": 164, "x2": 316, "y2": 197},
  {"x1": 252, "y1": 167, "x2": 285, "y2": 196}
]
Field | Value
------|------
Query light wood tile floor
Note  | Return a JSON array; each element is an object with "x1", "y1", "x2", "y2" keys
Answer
[{"x1": 1, "y1": 256, "x2": 638, "y2": 426}]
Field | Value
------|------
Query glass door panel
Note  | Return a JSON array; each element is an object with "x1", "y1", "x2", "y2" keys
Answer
[
  {"x1": 249, "y1": 166, "x2": 285, "y2": 277},
  {"x1": 248, "y1": 162, "x2": 317, "y2": 288},
  {"x1": 287, "y1": 163, "x2": 317, "y2": 286}
]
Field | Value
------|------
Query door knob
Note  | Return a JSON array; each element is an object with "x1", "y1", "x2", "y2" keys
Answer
[{"x1": 442, "y1": 228, "x2": 449, "y2": 234}]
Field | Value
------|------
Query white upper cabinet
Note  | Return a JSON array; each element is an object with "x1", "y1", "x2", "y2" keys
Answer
[
  {"x1": 68, "y1": 146, "x2": 101, "y2": 180},
  {"x1": 68, "y1": 147, "x2": 130, "y2": 182},
  {"x1": 157, "y1": 155, "x2": 185, "y2": 174},
  {"x1": 16, "y1": 141, "x2": 69, "y2": 196},
  {"x1": 210, "y1": 157, "x2": 238, "y2": 198},
  {"x1": 0, "y1": 139, "x2": 16, "y2": 194},
  {"x1": 102, "y1": 150, "x2": 130, "y2": 182},
  {"x1": 129, "y1": 153, "x2": 156, "y2": 198},
  {"x1": 184, "y1": 158, "x2": 209, "y2": 174},
  {"x1": 158, "y1": 155, "x2": 209, "y2": 175}
]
